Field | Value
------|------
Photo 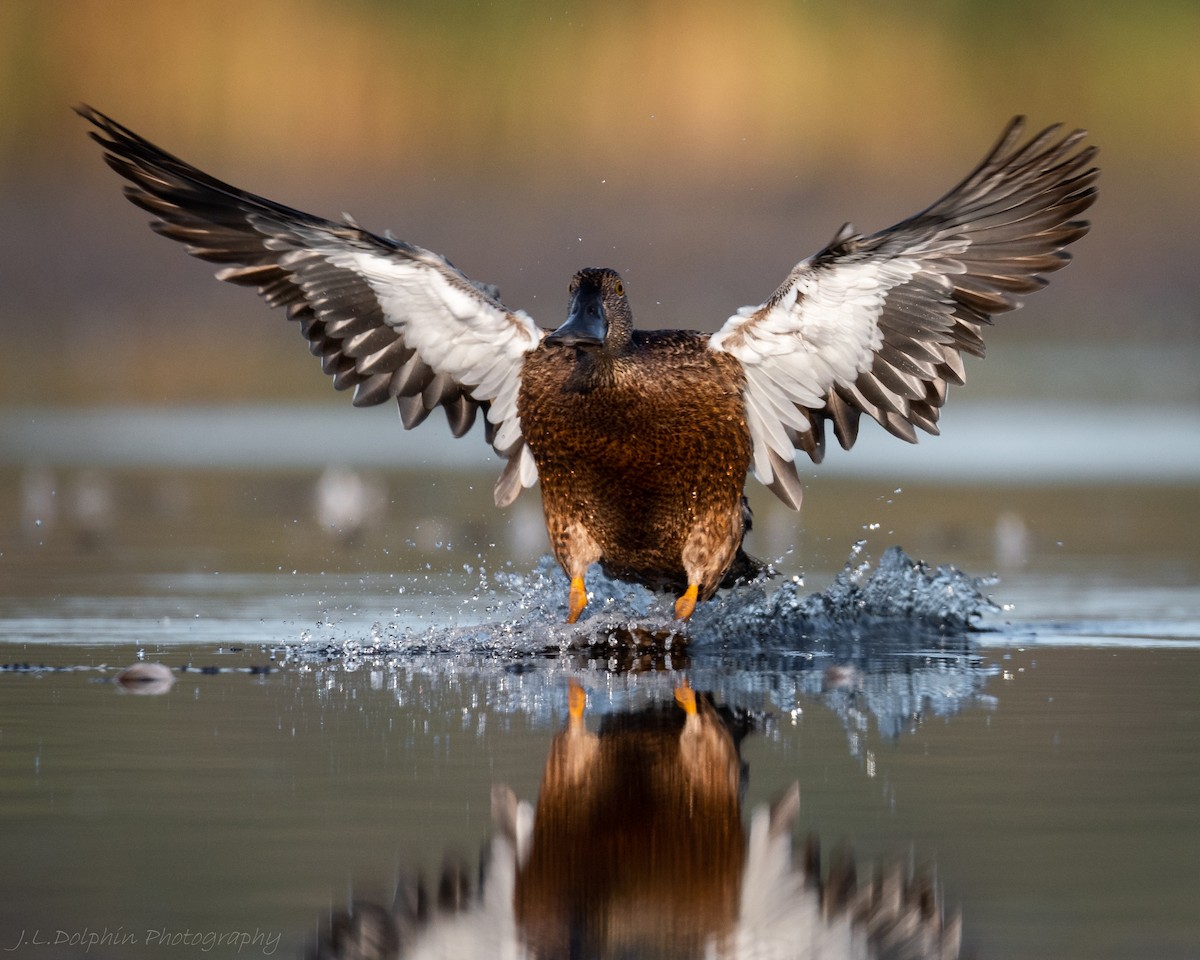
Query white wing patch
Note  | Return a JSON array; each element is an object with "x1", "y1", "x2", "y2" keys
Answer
[
  {"x1": 325, "y1": 245, "x2": 542, "y2": 485},
  {"x1": 711, "y1": 258, "x2": 921, "y2": 486},
  {"x1": 703, "y1": 120, "x2": 1097, "y2": 508}
]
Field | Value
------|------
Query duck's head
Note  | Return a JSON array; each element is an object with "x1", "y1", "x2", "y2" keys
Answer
[{"x1": 546, "y1": 268, "x2": 633, "y2": 354}]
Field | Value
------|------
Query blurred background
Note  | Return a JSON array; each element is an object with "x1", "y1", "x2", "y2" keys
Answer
[
  {"x1": 1, "y1": 0, "x2": 1198, "y2": 581},
  {"x1": 1, "y1": 0, "x2": 1197, "y2": 406}
]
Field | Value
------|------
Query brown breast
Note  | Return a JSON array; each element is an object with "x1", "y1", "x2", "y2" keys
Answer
[{"x1": 517, "y1": 332, "x2": 752, "y2": 590}]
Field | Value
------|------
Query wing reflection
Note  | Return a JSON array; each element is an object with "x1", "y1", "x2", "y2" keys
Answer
[{"x1": 309, "y1": 682, "x2": 961, "y2": 960}]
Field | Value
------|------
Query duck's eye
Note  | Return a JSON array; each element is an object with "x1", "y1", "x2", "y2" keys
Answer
[{"x1": 614, "y1": 281, "x2": 625, "y2": 297}]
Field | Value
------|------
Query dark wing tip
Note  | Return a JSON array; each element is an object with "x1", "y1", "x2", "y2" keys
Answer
[
  {"x1": 76, "y1": 103, "x2": 144, "y2": 154},
  {"x1": 73, "y1": 102, "x2": 103, "y2": 124},
  {"x1": 766, "y1": 449, "x2": 805, "y2": 511}
]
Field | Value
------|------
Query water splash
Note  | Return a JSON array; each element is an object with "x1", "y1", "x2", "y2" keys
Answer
[
  {"x1": 692, "y1": 545, "x2": 998, "y2": 647},
  {"x1": 287, "y1": 546, "x2": 996, "y2": 661},
  {"x1": 281, "y1": 546, "x2": 999, "y2": 744}
]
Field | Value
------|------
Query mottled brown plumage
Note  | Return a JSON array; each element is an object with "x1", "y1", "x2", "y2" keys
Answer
[{"x1": 521, "y1": 270, "x2": 757, "y2": 615}]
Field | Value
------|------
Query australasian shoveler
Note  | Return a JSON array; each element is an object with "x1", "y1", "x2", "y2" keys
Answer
[{"x1": 78, "y1": 107, "x2": 1097, "y2": 622}]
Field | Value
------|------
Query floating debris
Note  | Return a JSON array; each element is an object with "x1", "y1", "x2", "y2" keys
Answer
[
  {"x1": 1, "y1": 662, "x2": 275, "y2": 681},
  {"x1": 0, "y1": 662, "x2": 108, "y2": 674},
  {"x1": 179, "y1": 664, "x2": 276, "y2": 676},
  {"x1": 115, "y1": 661, "x2": 175, "y2": 695}
]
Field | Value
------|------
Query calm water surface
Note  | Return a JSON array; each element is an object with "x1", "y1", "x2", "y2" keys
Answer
[{"x1": 0, "y1": 464, "x2": 1197, "y2": 959}]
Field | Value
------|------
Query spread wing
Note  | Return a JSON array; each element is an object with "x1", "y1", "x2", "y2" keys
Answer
[
  {"x1": 78, "y1": 105, "x2": 543, "y2": 507},
  {"x1": 709, "y1": 117, "x2": 1098, "y2": 509}
]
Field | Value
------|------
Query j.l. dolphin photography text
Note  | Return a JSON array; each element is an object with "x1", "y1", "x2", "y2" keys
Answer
[{"x1": 4, "y1": 926, "x2": 281, "y2": 955}]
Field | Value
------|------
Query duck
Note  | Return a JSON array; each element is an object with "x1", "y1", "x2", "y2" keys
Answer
[{"x1": 78, "y1": 106, "x2": 1097, "y2": 622}]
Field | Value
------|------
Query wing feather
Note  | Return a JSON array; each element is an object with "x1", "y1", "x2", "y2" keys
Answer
[
  {"x1": 710, "y1": 117, "x2": 1097, "y2": 505},
  {"x1": 78, "y1": 104, "x2": 543, "y2": 505}
]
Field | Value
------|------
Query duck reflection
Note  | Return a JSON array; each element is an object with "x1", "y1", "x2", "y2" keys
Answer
[
  {"x1": 515, "y1": 682, "x2": 745, "y2": 958},
  {"x1": 310, "y1": 682, "x2": 961, "y2": 960}
]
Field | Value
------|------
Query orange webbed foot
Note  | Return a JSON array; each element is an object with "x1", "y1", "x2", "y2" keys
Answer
[
  {"x1": 568, "y1": 679, "x2": 587, "y2": 722},
  {"x1": 674, "y1": 682, "x2": 697, "y2": 716},
  {"x1": 566, "y1": 576, "x2": 587, "y2": 623},
  {"x1": 673, "y1": 584, "x2": 699, "y2": 621}
]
